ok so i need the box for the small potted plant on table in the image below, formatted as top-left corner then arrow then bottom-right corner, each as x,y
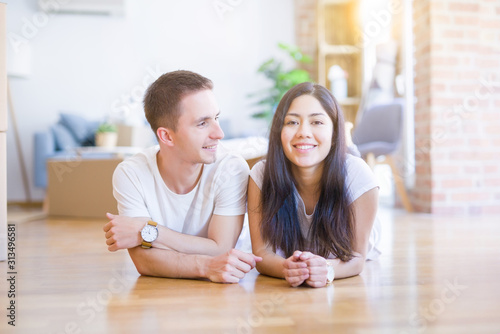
95,123 -> 118,148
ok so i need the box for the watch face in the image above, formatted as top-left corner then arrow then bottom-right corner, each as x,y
326,260 -> 335,283
327,266 -> 334,282
141,224 -> 158,243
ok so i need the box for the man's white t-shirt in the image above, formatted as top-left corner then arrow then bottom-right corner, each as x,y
250,154 -> 381,260
113,146 -> 250,248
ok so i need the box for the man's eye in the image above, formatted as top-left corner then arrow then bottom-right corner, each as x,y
198,121 -> 207,127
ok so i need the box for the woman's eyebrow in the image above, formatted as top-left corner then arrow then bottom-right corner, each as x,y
285,112 -> 327,117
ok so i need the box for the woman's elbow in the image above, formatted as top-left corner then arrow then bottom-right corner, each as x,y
352,255 -> 366,276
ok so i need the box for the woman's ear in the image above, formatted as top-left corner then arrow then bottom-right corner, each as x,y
157,127 -> 174,146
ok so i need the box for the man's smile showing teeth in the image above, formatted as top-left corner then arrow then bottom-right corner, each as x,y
203,145 -> 217,149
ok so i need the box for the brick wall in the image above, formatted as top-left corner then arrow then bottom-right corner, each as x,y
295,0 -> 318,81
413,0 -> 500,214
295,0 -> 500,214
412,0 -> 433,212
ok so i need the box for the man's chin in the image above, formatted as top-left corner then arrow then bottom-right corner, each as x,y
200,152 -> 217,164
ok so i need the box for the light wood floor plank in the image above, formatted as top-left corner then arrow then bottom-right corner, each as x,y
1,207 -> 500,333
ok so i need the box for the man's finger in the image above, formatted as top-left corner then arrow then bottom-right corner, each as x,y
103,222 -> 111,232
231,249 -> 261,268
230,259 -> 252,273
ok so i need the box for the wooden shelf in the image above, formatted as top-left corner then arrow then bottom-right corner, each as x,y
321,0 -> 351,5
319,44 -> 360,55
338,97 -> 361,105
317,0 -> 362,123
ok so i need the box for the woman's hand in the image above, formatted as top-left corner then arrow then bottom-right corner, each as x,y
297,251 -> 329,288
283,251 -> 310,287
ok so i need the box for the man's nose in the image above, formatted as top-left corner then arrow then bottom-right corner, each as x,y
211,121 -> 224,140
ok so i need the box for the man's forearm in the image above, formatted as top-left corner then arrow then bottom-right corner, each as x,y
128,247 -> 209,279
155,228 -> 225,256
152,214 -> 243,256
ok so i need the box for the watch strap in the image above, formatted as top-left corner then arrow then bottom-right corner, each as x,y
141,241 -> 153,249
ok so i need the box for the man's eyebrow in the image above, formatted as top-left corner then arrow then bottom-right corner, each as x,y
195,112 -> 221,123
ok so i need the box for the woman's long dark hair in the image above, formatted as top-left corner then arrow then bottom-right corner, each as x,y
260,82 -> 355,262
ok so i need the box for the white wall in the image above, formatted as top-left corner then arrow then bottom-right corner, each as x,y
5,0 -> 295,201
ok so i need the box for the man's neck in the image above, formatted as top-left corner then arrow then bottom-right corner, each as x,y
156,150 -> 204,195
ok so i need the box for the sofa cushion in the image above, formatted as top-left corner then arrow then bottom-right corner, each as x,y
82,120 -> 100,146
51,123 -> 79,150
60,113 -> 91,143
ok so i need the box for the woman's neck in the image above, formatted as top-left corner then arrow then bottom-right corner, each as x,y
291,164 -> 323,203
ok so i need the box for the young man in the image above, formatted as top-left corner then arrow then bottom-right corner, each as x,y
103,70 -> 261,283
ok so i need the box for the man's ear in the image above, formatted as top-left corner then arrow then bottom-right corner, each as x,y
157,127 -> 174,146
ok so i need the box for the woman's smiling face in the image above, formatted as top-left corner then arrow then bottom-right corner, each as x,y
280,94 -> 334,172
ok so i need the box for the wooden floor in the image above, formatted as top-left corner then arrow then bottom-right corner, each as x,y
1,206 -> 500,334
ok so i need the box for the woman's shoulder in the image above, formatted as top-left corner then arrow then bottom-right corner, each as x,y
345,154 -> 373,175
345,154 -> 378,203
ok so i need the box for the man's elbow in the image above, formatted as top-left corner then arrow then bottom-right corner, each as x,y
134,262 -> 153,276
128,248 -> 154,276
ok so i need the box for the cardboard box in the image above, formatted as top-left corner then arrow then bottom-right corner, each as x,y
116,124 -> 154,148
48,158 -> 123,218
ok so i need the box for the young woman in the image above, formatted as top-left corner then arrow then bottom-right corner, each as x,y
248,82 -> 381,288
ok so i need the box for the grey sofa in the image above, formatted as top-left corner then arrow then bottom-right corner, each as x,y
34,113 -> 100,188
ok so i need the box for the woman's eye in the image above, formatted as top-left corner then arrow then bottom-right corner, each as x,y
285,120 -> 298,125
312,121 -> 324,125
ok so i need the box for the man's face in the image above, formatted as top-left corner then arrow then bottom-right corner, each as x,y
170,89 -> 224,165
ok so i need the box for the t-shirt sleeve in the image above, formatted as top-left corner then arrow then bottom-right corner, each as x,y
249,160 -> 265,190
213,154 -> 250,216
112,162 -> 151,218
345,155 -> 379,204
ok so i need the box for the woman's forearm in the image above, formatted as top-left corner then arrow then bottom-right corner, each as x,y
255,252 -> 286,279
331,254 -> 365,279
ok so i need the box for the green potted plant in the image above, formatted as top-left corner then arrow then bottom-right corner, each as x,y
95,122 -> 118,148
250,43 -> 313,123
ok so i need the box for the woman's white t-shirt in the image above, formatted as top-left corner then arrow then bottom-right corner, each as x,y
250,154 -> 381,260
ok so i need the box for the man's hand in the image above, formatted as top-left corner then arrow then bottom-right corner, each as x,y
283,251 -> 310,287
297,251 -> 328,288
202,249 -> 262,283
103,213 -> 149,251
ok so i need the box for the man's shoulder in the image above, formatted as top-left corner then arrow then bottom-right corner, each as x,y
212,151 -> 250,173
115,146 -> 159,175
